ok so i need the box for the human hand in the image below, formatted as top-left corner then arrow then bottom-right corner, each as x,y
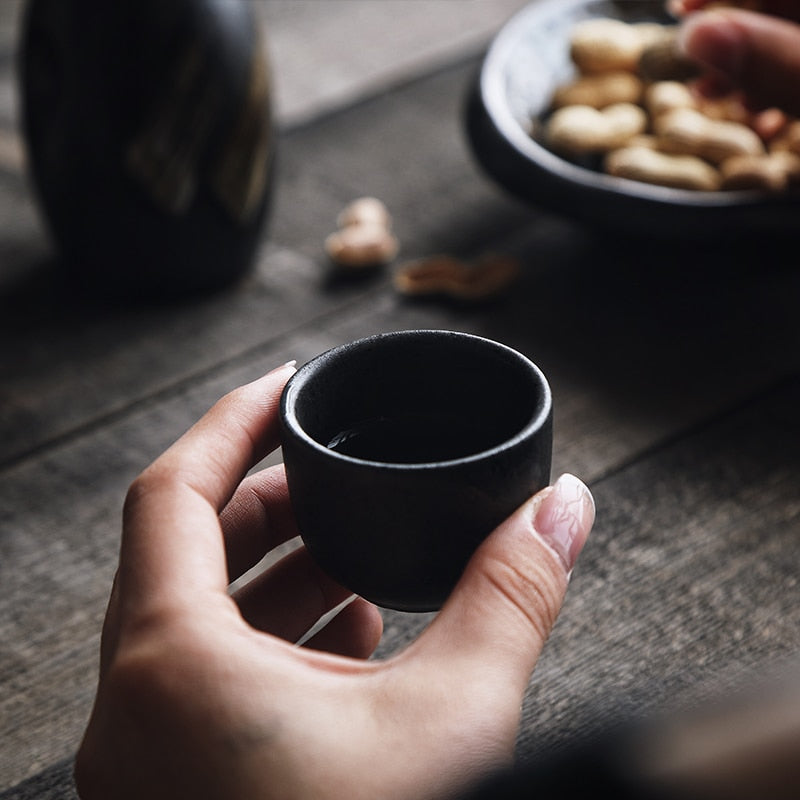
672,1 -> 800,115
74,363 -> 595,800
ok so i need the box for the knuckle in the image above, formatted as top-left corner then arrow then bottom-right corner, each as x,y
123,460 -> 173,510
122,470 -> 154,517
476,549 -> 565,645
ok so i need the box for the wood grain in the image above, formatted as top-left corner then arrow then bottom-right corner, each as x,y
2,1 -> 800,795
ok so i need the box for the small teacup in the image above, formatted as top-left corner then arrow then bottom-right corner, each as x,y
279,329 -> 552,611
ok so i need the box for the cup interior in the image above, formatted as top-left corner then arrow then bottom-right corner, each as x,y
285,330 -> 548,466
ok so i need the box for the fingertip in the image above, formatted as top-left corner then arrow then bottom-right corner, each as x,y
229,360 -> 297,432
254,360 -> 297,387
271,359 -> 298,374
678,10 -> 747,78
669,0 -> 708,16
668,0 -> 688,16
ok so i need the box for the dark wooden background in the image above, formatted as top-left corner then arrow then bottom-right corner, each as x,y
2,1 -> 799,796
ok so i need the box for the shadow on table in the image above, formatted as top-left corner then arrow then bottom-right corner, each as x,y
474,220 -> 800,427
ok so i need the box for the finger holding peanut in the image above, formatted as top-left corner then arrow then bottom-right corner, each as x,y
670,2 -> 800,23
677,3 -> 800,117
638,27 -> 703,82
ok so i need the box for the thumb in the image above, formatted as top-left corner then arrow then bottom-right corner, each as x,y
678,9 -> 800,115
413,473 -> 595,695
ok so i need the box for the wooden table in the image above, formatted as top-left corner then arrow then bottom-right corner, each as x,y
2,2 -> 799,796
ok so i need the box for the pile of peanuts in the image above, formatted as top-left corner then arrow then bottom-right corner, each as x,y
541,16 -> 800,193
324,197 -> 520,301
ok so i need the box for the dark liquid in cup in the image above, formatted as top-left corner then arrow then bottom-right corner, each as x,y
327,413 -> 504,463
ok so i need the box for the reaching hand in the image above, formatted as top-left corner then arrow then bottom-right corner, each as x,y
75,363 -> 594,800
674,0 -> 800,115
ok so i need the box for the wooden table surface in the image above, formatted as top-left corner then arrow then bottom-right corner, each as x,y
2,1 -> 799,796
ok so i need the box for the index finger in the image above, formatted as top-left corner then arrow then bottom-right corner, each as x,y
679,7 -> 800,114
671,1 -> 800,21
117,363 -> 296,616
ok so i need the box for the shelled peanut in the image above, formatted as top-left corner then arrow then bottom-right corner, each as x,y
541,15 -> 800,193
323,198 -> 520,302
392,253 -> 520,303
324,197 -> 399,269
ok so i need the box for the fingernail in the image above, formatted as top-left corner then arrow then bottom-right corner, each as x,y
533,473 -> 595,573
267,360 -> 297,375
678,11 -> 746,78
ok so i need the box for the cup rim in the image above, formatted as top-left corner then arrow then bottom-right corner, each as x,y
280,329 -> 552,470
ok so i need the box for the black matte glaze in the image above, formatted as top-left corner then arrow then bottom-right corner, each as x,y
19,0 -> 275,300
280,330 -> 553,612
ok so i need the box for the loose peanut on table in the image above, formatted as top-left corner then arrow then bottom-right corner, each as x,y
538,13 -> 800,195
336,196 -> 392,230
325,224 -> 399,268
324,196 -> 399,269
392,253 -> 520,302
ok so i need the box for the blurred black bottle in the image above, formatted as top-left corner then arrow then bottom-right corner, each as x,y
19,0 -> 275,301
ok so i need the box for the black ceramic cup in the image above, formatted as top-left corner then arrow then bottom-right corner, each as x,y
279,330 -> 553,612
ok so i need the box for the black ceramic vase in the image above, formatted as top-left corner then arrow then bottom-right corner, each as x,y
19,0 -> 275,300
